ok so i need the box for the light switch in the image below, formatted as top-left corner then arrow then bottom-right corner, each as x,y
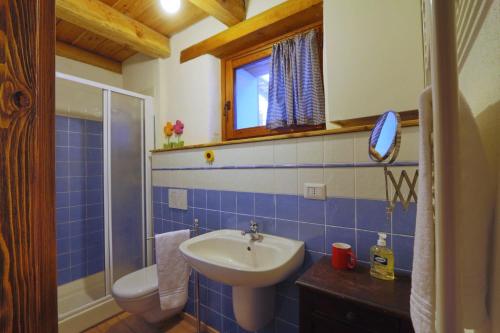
304,183 -> 326,200
169,189 -> 188,210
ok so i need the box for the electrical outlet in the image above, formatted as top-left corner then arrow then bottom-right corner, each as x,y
304,183 -> 326,200
168,189 -> 188,210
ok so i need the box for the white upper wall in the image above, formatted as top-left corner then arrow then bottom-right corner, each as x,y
156,0 -> 287,147
157,17 -> 226,147
122,53 -> 159,97
459,0 -> 500,117
124,0 -> 424,148
56,56 -> 123,88
324,0 -> 424,122
245,0 -> 286,17
121,0 -> 286,148
459,0 -> 500,172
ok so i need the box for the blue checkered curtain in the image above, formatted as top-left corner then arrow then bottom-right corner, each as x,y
266,29 -> 325,129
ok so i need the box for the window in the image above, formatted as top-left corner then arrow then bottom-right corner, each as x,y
222,25 -> 325,141
234,56 -> 271,130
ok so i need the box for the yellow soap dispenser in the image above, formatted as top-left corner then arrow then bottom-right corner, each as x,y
370,232 -> 395,280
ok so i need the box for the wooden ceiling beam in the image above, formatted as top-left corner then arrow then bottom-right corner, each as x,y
188,0 -> 246,26
181,0 -> 323,63
56,41 -> 123,73
56,0 -> 170,58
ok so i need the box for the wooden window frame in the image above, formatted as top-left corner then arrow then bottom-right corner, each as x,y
221,22 -> 325,141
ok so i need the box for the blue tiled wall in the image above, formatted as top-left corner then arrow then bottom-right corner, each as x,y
152,186 -> 416,333
56,115 -> 105,285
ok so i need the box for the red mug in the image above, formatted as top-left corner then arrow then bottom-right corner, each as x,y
331,243 -> 356,270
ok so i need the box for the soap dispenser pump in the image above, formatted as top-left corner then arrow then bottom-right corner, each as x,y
370,233 -> 395,280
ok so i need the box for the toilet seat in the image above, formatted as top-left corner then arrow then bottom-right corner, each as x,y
111,263 -> 185,324
112,264 -> 158,299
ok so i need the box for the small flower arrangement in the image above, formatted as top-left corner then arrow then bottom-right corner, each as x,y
163,122 -> 174,148
204,150 -> 215,164
173,120 -> 184,146
163,120 -> 185,149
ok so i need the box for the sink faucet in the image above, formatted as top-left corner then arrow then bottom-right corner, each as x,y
241,221 -> 261,241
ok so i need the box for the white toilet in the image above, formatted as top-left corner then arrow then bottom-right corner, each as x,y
111,264 -> 186,325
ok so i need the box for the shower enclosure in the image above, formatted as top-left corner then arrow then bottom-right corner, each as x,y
55,72 -> 154,327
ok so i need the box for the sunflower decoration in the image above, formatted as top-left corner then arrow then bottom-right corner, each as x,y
163,122 -> 174,147
204,150 -> 215,164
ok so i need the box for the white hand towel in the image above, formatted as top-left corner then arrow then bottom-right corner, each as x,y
155,230 -> 191,311
410,87 -> 436,333
410,87 -> 496,332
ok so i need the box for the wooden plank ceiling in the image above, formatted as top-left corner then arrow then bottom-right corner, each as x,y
56,0 -> 247,73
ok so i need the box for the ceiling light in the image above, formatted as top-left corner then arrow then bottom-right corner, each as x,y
160,0 -> 181,14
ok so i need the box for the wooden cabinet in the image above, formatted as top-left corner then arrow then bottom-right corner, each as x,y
324,0 -> 424,123
296,257 -> 414,333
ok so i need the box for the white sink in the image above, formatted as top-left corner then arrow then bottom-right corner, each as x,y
179,229 -> 304,331
179,229 -> 304,287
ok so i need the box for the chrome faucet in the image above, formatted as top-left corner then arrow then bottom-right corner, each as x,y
241,221 -> 261,241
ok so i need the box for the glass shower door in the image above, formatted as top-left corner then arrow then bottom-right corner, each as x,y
55,77 -> 106,318
55,72 -> 153,330
109,92 -> 146,282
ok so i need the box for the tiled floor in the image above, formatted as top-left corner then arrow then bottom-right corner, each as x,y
84,312 -> 215,333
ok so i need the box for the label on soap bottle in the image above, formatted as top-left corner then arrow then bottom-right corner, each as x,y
374,255 -> 388,265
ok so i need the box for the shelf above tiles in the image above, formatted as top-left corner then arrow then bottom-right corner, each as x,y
330,110 -> 419,127
180,0 -> 323,63
151,120 -> 419,153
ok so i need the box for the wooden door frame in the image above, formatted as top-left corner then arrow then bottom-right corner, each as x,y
1,0 -> 58,332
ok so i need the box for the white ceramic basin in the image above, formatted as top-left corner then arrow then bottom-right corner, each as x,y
179,229 -> 304,288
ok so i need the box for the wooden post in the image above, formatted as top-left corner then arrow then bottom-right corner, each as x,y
0,0 -> 58,332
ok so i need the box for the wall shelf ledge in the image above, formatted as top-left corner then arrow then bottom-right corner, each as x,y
151,119 -> 419,153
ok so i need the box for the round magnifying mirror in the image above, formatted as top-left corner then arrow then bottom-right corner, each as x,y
368,111 -> 401,163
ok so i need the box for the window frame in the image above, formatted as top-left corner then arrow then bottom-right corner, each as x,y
221,23 -> 324,141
